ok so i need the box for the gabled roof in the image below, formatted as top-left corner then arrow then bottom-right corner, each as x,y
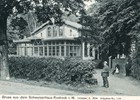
64,20 -> 82,29
31,21 -> 50,35
31,20 -> 82,35
14,20 -> 82,43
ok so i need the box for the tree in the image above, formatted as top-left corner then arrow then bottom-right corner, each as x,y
10,17 -> 29,39
0,0 -> 34,80
100,0 -> 140,58
82,0 -> 140,60
24,11 -> 38,33
77,7 -> 105,60
0,0 -> 84,80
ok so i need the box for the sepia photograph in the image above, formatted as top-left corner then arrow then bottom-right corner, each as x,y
0,0 -> 140,99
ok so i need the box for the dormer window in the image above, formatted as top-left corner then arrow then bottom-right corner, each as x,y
48,27 -> 51,37
53,26 -> 57,37
59,27 -> 63,36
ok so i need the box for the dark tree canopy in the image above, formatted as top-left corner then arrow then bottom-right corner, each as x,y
10,17 -> 29,39
34,0 -> 84,23
0,0 -> 84,23
81,0 -> 140,59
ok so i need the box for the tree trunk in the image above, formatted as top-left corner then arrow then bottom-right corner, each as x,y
0,16 -> 10,80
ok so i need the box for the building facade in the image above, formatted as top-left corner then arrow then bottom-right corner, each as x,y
14,20 -> 99,60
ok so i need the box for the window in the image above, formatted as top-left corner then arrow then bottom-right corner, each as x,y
74,46 -> 77,56
49,46 -> 52,56
34,47 -> 38,55
48,42 -> 51,45
52,41 -> 55,45
61,46 -> 64,56
70,29 -> 72,36
48,27 -> 51,37
66,46 -> 70,56
59,27 -> 63,36
70,46 -> 73,56
76,46 -> 80,56
89,46 -> 93,57
53,26 -> 57,37
39,47 -> 43,56
69,46 -> 78,57
44,47 -> 47,56
56,46 -> 59,56
52,46 -> 55,56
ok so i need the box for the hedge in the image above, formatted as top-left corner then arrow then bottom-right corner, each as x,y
9,57 -> 96,85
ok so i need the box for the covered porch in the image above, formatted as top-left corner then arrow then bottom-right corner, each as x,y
15,38 -> 98,60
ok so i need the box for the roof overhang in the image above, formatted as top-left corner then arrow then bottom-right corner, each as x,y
43,37 -> 77,41
13,39 -> 30,43
13,36 -> 44,43
13,36 -> 80,43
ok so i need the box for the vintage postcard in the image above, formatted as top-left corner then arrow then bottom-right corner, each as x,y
0,0 -> 140,100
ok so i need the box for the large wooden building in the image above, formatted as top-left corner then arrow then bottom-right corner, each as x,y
14,20 -> 99,60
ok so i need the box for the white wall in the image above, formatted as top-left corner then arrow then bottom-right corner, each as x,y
63,25 -> 79,38
32,24 -> 80,39
34,25 -> 61,38
34,27 -> 47,38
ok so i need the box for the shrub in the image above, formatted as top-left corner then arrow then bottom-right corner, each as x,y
9,56 -> 96,85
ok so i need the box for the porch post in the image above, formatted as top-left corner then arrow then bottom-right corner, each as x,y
59,42 -> 61,56
55,46 -> 57,57
43,46 -> 45,56
64,41 -> 66,56
17,47 -> 19,56
92,47 -> 95,59
82,42 -> 85,60
32,44 -> 34,56
38,47 -> 39,56
87,43 -> 90,57
47,44 -> 49,57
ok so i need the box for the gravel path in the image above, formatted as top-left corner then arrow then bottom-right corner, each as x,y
92,70 -> 140,96
0,69 -> 140,95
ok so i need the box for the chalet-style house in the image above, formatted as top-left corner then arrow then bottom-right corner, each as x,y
14,20 -> 99,60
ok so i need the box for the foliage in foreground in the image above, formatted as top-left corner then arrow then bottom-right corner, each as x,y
9,57 -> 96,85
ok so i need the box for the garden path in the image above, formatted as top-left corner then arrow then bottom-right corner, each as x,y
92,69 -> 140,96
0,69 -> 140,95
